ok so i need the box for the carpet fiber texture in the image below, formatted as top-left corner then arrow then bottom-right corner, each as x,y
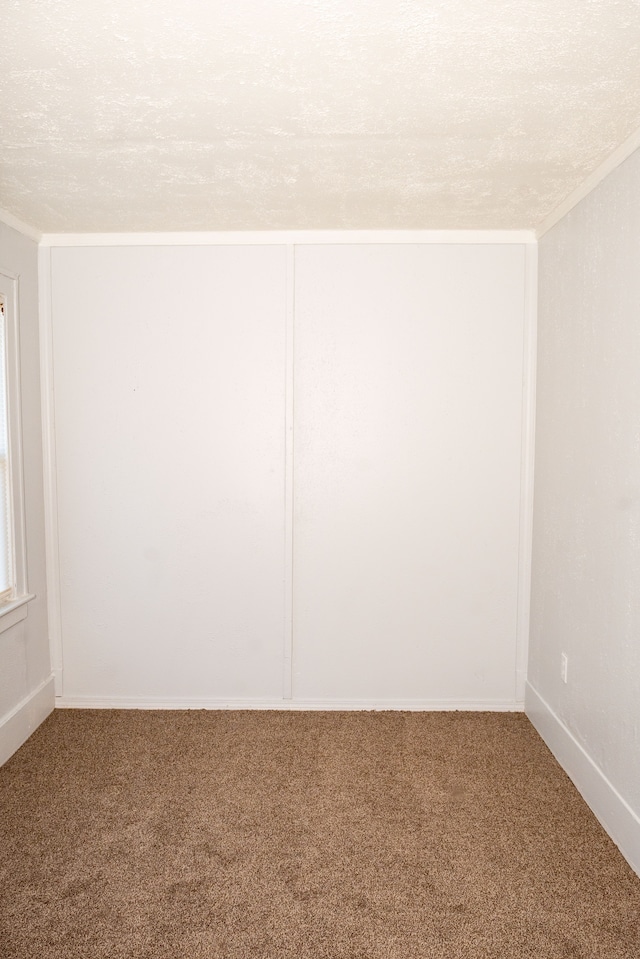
1,710 -> 639,958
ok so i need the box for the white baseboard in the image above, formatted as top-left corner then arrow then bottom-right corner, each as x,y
525,681 -> 640,877
56,695 -> 524,712
0,674 -> 55,766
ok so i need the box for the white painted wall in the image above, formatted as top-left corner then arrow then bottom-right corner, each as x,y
0,221 -> 52,763
48,240 -> 529,706
51,246 -> 288,701
529,147 -> 640,873
293,244 -> 527,703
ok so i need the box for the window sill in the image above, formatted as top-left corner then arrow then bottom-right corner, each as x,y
0,593 -> 36,635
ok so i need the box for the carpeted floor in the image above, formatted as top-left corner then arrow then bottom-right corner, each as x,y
1,710 -> 639,958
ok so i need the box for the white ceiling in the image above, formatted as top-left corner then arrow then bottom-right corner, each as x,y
2,0 -> 640,234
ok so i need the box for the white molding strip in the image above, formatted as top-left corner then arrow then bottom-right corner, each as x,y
526,681 -> 640,878
40,229 -> 536,248
0,674 -> 55,766
38,246 -> 64,696
283,245 -> 295,700
56,696 -> 524,711
1,269 -> 30,601
536,124 -> 640,238
0,207 -> 42,244
515,245 -> 538,702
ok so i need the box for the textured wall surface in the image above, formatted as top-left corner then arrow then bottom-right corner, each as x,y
531,147 -> 640,815
2,0 -> 640,232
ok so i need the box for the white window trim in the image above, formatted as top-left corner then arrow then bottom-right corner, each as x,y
0,269 -> 34,629
0,593 -> 35,634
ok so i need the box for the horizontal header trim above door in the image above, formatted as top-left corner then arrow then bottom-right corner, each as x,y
40,229 -> 536,248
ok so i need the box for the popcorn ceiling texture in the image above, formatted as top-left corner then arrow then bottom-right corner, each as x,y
1,0 -> 640,232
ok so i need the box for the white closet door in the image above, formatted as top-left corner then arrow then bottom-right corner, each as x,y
293,244 -> 526,703
52,245 -> 287,701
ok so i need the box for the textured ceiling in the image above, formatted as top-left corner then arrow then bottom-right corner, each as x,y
2,0 -> 640,233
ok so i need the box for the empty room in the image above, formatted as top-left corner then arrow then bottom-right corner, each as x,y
1,1 -> 640,956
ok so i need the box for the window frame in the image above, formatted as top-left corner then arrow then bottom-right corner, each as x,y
0,269 -> 34,633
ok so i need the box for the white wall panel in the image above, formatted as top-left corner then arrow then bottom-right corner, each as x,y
51,246 -> 287,700
293,245 -> 526,702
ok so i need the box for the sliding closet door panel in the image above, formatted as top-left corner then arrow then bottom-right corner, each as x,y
52,245 -> 287,701
293,244 -> 526,702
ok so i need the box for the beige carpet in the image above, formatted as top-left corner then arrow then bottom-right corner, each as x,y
1,710 -> 639,958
